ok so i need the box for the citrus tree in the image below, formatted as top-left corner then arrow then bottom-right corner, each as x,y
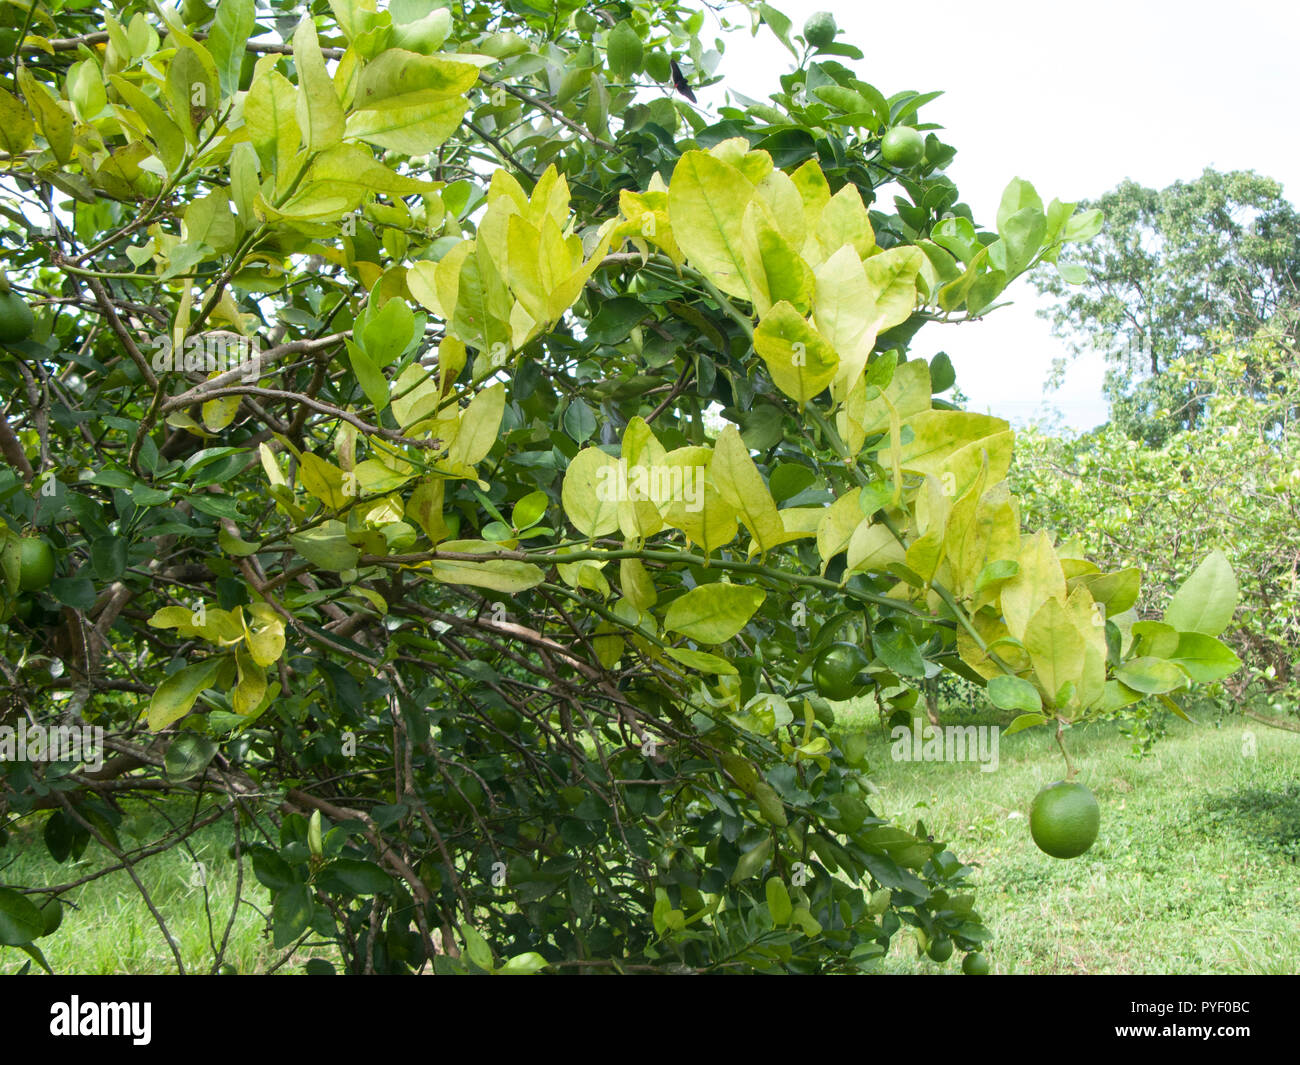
0,0 -> 1239,974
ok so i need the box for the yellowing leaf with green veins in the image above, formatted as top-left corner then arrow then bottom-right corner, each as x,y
232,645 -> 267,715
218,526 -> 261,557
754,168 -> 805,251
817,487 -> 862,566
664,583 -> 766,644
562,447 -> 621,538
838,359 -> 931,449
846,520 -> 905,575
245,63 -> 303,189
0,87 -> 34,157
1069,567 -> 1141,616
617,187 -> 682,264
710,425 -> 785,551
864,245 -> 923,323
16,66 -> 74,164
660,448 -> 738,553
1164,549 -> 1238,637
447,382 -> 504,469
940,430 -> 1014,500
1022,597 -> 1085,709
667,151 -> 757,302
1000,530 -> 1066,641
1064,584 -> 1108,708
742,199 -> 814,315
346,50 -> 482,153
817,183 -> 875,262
108,75 -> 184,173
619,558 -> 658,611
148,659 -> 224,730
298,452 -> 350,510
945,481 -> 1020,601
292,18 -> 344,152
353,459 -> 414,494
790,160 -> 833,257
405,475 -> 448,543
244,603 -> 286,667
149,604 -> 245,645
882,410 -> 1009,479
753,301 -> 838,404
426,544 -> 543,593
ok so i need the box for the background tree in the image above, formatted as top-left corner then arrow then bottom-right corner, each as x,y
0,0 -> 1235,975
1014,334 -> 1300,741
1033,170 -> 1300,443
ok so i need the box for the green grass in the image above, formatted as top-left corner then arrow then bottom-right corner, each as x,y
835,703 -> 1300,974
3,708 -> 1297,974
0,807 -> 290,975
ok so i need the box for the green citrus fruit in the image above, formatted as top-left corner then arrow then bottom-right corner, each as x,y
1029,780 -> 1100,859
962,951 -> 990,975
38,896 -> 63,937
812,641 -> 870,701
881,126 -> 926,169
0,290 -> 34,345
645,51 -> 672,83
803,12 -> 837,49
18,537 -> 55,592
926,935 -> 953,962
181,0 -> 211,26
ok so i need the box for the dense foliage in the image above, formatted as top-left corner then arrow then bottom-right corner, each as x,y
0,0 -> 1237,974
1015,335 -> 1299,737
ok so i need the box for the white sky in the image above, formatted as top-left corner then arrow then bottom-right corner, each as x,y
703,0 -> 1300,431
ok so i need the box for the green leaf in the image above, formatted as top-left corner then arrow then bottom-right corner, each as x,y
765,877 -> 793,926
664,583 -> 766,644
1113,656 -> 1192,695
0,888 -> 45,946
462,925 -> 494,970
148,659 -> 224,730
606,21 -> 643,78
1164,549 -> 1238,636
1003,712 -> 1049,736
1169,632 -> 1242,683
272,884 -> 313,948
511,491 -> 549,531
665,647 -> 739,675
563,397 -> 597,443
325,858 -> 392,896
987,674 -> 1042,712
872,625 -> 926,678
165,733 -> 218,781
208,0 -> 255,96
291,521 -> 361,571
499,951 -> 548,974
90,536 -> 128,581
731,836 -> 772,882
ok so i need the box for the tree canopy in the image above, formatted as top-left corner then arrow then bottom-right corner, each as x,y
0,0 -> 1238,974
1032,169 -> 1300,442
